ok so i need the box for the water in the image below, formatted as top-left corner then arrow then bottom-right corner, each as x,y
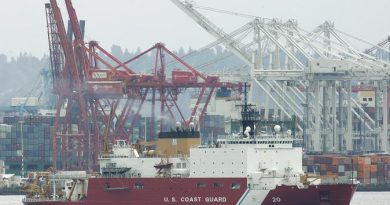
0,192 -> 389,205
0,195 -> 24,205
350,192 -> 390,205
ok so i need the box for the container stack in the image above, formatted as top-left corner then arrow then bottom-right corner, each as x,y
303,155 -> 390,185
0,124 -> 12,138
0,160 -> 5,174
0,116 -> 55,175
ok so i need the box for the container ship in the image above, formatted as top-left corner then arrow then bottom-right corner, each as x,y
22,97 -> 358,205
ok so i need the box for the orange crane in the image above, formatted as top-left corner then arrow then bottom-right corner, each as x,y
45,0 -> 242,171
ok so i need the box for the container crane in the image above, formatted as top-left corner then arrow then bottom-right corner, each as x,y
171,0 -> 390,153
45,0 -> 242,171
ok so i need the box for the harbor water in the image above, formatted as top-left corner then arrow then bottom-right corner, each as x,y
0,192 -> 389,205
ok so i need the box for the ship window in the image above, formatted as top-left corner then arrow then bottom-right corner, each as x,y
213,183 -> 223,188
319,191 -> 330,201
239,141 -> 243,144
176,163 -> 182,169
231,183 -> 241,190
182,163 -> 186,168
196,183 -> 207,188
134,183 -> 144,189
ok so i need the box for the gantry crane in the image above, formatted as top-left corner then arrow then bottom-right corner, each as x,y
45,0 -> 241,171
171,0 -> 390,153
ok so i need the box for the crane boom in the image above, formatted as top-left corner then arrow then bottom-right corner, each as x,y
171,0 -> 253,66
364,36 -> 390,54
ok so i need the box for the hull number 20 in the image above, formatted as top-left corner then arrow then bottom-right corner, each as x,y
272,197 -> 281,203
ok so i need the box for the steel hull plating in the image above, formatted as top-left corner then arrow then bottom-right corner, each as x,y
23,178 -> 357,205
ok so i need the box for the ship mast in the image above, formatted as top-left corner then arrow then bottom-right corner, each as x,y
236,82 -> 259,136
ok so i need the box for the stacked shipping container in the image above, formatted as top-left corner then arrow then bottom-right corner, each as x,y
0,159 -> 5,174
0,116 -> 55,175
303,155 -> 390,184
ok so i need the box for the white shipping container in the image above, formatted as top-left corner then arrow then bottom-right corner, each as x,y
11,97 -> 39,107
0,133 -> 6,138
345,171 -> 358,178
338,165 -> 345,172
0,124 -> 12,132
302,166 -> 308,172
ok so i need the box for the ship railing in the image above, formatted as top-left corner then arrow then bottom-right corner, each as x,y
25,173 -> 90,181
100,154 -> 188,159
100,155 -> 132,159
217,134 -> 294,141
54,174 -> 89,179
23,197 -> 66,202
158,154 -> 189,159
113,144 -> 133,148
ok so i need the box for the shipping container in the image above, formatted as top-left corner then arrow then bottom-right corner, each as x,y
172,70 -> 197,84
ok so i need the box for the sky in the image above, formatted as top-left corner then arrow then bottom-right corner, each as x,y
0,0 -> 390,58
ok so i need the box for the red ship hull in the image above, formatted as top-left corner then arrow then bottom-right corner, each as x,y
23,178 -> 357,205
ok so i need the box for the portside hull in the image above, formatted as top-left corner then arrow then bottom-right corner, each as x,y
23,178 -> 357,205
262,184 -> 357,205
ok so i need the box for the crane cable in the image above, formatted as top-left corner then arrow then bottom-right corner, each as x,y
191,3 -> 272,21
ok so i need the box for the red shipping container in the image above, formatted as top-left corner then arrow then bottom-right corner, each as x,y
172,70 -> 197,84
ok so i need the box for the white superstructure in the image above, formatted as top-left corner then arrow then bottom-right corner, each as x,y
100,129 -> 306,190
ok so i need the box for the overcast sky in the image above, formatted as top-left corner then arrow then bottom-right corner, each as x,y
0,0 -> 389,58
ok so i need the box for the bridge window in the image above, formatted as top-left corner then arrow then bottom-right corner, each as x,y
231,183 -> 241,190
196,183 -> 207,188
134,183 -> 144,189
213,183 -> 223,188
319,191 -> 330,201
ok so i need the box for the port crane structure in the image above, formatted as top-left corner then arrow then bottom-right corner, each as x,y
44,0 -> 241,170
172,0 -> 390,153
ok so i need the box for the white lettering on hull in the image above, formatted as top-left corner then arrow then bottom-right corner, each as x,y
163,196 -> 227,203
